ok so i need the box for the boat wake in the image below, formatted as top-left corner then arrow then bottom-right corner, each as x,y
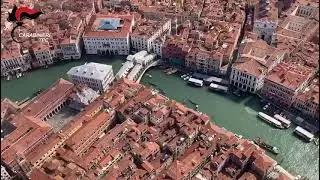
245,107 -> 258,115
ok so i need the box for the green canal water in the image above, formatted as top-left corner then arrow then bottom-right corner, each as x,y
1,55 -> 319,180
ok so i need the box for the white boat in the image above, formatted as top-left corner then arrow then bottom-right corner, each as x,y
257,112 -> 284,129
6,76 -> 11,81
183,76 -> 190,80
274,114 -> 291,128
209,83 -> 228,93
294,126 -> 314,142
181,74 -> 187,78
188,78 -> 203,87
146,73 -> 152,78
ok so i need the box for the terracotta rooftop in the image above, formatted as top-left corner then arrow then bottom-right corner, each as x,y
132,18 -> 169,37
66,110 -> 113,152
232,57 -> 267,77
266,60 -> 314,91
21,78 -> 74,119
83,14 -> 134,38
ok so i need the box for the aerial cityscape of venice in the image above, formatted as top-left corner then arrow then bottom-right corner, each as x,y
1,0 -> 319,179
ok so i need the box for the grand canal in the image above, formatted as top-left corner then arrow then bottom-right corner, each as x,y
1,55 -> 319,180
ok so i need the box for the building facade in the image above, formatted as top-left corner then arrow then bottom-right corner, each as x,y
1,49 -> 31,77
83,14 -> 134,55
230,39 -> 286,93
131,19 -> 171,55
185,48 -> 223,75
259,61 -> 314,106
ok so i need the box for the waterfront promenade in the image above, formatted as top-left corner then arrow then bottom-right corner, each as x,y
1,56 -> 319,180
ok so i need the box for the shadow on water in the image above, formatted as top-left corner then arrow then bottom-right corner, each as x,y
205,88 -> 242,104
292,133 -> 313,143
243,94 -> 263,112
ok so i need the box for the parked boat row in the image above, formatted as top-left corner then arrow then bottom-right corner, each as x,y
5,72 -> 23,80
257,112 -> 284,129
16,73 -> 23,78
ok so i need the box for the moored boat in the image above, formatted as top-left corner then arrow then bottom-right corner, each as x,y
274,114 -> 291,128
254,137 -> 280,155
188,78 -> 203,87
257,112 -> 284,129
294,126 -> 314,142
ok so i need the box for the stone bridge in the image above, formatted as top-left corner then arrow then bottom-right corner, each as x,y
136,60 -> 160,83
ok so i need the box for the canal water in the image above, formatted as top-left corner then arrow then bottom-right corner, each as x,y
1,56 -> 319,180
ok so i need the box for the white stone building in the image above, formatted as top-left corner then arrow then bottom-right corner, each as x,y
83,14 -> 134,55
253,0 -> 278,45
1,165 -> 11,180
150,36 -> 167,57
67,62 -> 114,92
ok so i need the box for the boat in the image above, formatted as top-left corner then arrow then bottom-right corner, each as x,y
146,73 -> 152,78
257,112 -> 284,129
163,68 -> 172,74
181,74 -> 187,78
183,76 -> 190,80
188,77 -> 203,87
166,68 -> 178,75
148,82 -> 158,87
187,99 -> 198,106
16,73 -> 21,78
235,134 -> 243,139
254,137 -> 280,155
294,126 -> 314,142
314,138 -> 319,145
209,83 -> 228,93
6,75 -> 11,81
33,88 -> 44,96
195,104 -> 199,111
274,114 -> 291,128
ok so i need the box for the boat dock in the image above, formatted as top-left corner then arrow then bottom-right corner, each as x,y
274,114 -> 291,128
192,73 -> 229,86
209,83 -> 228,93
294,126 -> 314,142
257,112 -> 284,129
188,78 -> 203,87
205,76 -> 229,85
